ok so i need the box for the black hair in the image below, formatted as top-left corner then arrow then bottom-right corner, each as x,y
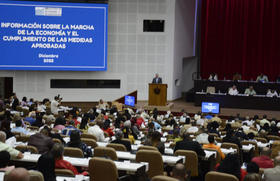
80,117 -> 89,130
103,119 -> 110,130
217,154 -> 241,179
0,151 -> 10,168
69,130 -> 81,147
246,162 -> 259,174
208,135 -> 215,143
15,119 -> 22,127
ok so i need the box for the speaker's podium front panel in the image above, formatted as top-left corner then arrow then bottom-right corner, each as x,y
148,83 -> 167,106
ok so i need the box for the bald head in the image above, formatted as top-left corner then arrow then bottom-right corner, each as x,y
274,156 -> 280,166
261,147 -> 271,157
5,168 -> 30,181
172,163 -> 187,181
0,131 -> 6,143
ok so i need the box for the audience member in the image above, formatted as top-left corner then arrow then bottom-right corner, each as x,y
0,131 -> 23,159
0,151 -> 14,172
102,119 -> 114,137
4,167 -> 30,181
61,120 -> 80,136
0,120 -> 14,139
88,118 -> 105,142
246,162 -> 259,174
144,131 -> 165,154
111,130 -> 132,151
251,147 -> 274,169
228,85 -> 239,95
52,143 -> 87,175
203,135 -> 225,159
171,163 -> 188,181
263,156 -> 280,181
11,119 -> 28,135
54,117 -> 66,130
67,130 -> 92,157
174,131 -> 205,157
37,149 -> 56,181
222,130 -> 241,148
243,173 -> 261,181
96,99 -> 108,110
28,128 -> 54,154
217,153 -> 247,181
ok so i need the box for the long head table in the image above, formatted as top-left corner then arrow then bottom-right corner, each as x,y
195,92 -> 280,110
194,79 -> 280,95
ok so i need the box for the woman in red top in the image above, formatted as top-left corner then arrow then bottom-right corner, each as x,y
102,119 -> 114,137
52,143 -> 88,176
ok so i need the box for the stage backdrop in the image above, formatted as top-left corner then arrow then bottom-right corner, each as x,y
200,0 -> 280,81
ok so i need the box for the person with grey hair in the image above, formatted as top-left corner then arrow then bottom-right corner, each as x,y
263,156 -> 280,181
171,163 -> 188,181
152,73 -> 162,84
4,167 -> 30,181
0,131 -> 23,159
111,130 -> 131,151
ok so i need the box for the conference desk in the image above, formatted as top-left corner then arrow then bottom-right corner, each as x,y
194,79 -> 280,95
96,142 -> 184,165
13,153 -> 148,174
195,92 -> 280,110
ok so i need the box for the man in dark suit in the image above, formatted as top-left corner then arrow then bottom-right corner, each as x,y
28,128 -> 54,154
174,132 -> 205,157
111,130 -> 131,152
152,73 -> 162,84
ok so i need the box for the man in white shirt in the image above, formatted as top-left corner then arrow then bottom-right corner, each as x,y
51,96 -> 60,115
0,131 -> 23,159
228,85 -> 239,95
87,119 -> 105,142
267,89 -> 278,97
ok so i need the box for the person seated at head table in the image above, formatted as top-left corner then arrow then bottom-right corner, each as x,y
228,85 -> 239,95
244,86 -> 257,96
208,73 -> 218,81
233,72 -> 242,81
256,73 -> 269,83
266,89 -> 278,97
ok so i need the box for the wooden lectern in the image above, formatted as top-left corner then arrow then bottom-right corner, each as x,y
148,84 -> 167,106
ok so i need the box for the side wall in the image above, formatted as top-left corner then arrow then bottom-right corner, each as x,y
172,0 -> 196,99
